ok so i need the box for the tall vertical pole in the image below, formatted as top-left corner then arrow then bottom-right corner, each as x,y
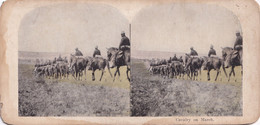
129,24 -> 131,41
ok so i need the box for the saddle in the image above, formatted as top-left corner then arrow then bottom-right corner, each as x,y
232,45 -> 243,60
209,55 -> 219,58
94,55 -> 103,58
116,50 -> 124,63
75,56 -> 84,59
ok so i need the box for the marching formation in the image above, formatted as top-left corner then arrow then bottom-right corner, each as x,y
33,31 -> 243,82
34,31 -> 131,82
148,32 -> 243,82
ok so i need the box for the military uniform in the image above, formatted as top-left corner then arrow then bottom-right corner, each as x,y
111,32 -> 130,68
93,48 -> 101,57
172,56 -> 178,61
190,49 -> 198,56
234,35 -> 243,50
232,34 -> 243,61
179,58 -> 183,63
208,48 -> 216,57
57,56 -> 63,61
64,58 -> 68,63
119,36 -> 130,51
75,50 -> 83,56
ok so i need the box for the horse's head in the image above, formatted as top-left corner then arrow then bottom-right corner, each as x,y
221,47 -> 233,60
221,47 -> 234,68
185,55 -> 194,69
184,53 -> 190,66
69,54 -> 76,68
201,57 -> 209,70
106,47 -> 118,61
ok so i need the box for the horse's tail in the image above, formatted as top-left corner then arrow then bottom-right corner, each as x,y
106,59 -> 113,77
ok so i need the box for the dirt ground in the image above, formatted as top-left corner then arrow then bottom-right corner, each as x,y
19,59 -> 242,116
130,59 -> 242,116
18,64 -> 130,116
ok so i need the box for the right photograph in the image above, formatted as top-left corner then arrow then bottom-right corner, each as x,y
130,3 -> 242,116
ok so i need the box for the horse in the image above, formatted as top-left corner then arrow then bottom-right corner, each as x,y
56,61 -> 70,79
69,54 -> 88,80
184,54 -> 203,80
107,47 -> 130,81
201,56 -> 227,81
222,47 -> 243,81
169,61 -> 185,79
85,56 -> 112,81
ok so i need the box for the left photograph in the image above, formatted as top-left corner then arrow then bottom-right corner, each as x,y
18,3 -> 130,116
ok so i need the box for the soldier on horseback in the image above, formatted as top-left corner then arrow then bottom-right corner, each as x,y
190,47 -> 198,56
119,31 -> 130,51
172,54 -> 178,61
111,31 -> 130,68
75,48 -> 83,56
53,57 -> 57,64
57,54 -> 63,61
179,56 -> 183,63
64,57 -> 68,63
232,31 -> 243,60
93,46 -> 101,57
208,45 -> 216,57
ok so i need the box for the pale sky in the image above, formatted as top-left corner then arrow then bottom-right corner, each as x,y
19,3 -> 242,56
19,3 -> 129,55
131,3 -> 242,56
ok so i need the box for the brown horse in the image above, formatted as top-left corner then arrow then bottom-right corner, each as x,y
184,54 -> 203,80
107,47 -> 130,81
222,47 -> 243,81
85,56 -> 112,81
69,54 -> 88,80
201,56 -> 227,81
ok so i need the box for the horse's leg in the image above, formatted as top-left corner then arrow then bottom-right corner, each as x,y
113,67 -> 118,82
99,69 -> 104,81
232,66 -> 235,76
76,70 -> 79,80
78,71 -> 81,80
66,71 -> 68,79
61,71 -> 64,79
192,68 -> 195,80
228,66 -> 234,82
92,69 -> 95,81
195,71 -> 198,80
72,70 -> 76,80
186,70 -> 190,79
117,66 -> 121,76
79,71 -> 82,81
232,66 -> 236,82
126,65 -> 130,81
215,69 -> 220,81
195,71 -> 197,80
241,65 -> 243,76
207,69 -> 210,81
191,70 -> 194,80
81,71 -> 84,81
80,71 -> 83,81
84,68 -> 87,81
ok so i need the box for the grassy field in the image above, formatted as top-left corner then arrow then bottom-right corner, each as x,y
131,60 -> 242,116
18,63 -> 130,116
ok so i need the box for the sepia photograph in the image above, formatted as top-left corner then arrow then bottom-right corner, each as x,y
18,3 -> 131,116
0,0 -> 259,124
131,3 -> 243,116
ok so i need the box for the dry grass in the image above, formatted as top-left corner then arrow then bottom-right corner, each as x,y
18,64 -> 130,116
130,60 -> 242,116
